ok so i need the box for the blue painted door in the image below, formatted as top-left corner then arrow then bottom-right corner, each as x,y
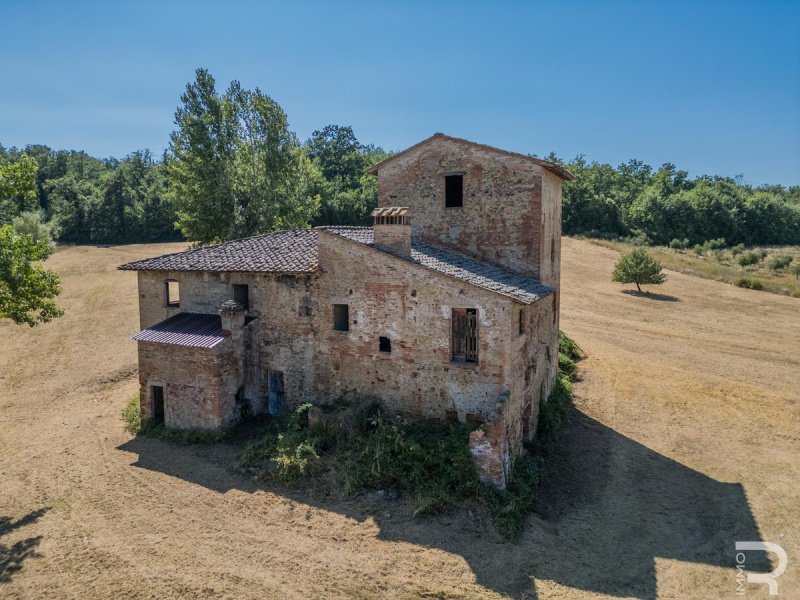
267,371 -> 285,416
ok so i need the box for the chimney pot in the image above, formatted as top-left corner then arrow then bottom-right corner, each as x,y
371,206 -> 412,257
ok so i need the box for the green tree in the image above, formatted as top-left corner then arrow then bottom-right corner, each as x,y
0,154 -> 39,223
0,225 -> 63,326
168,68 -> 320,244
612,247 -> 666,292
11,210 -> 55,245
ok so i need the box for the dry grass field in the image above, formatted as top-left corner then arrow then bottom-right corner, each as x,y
1,237 -> 798,599
586,238 -> 800,298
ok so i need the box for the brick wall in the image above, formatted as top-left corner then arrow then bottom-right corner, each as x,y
375,136 -> 562,282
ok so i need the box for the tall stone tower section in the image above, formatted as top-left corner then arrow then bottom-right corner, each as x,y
367,132 -> 570,301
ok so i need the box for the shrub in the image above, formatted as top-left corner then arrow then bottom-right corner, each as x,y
767,255 -> 793,271
790,264 -> 800,279
738,252 -> 759,267
668,238 -> 689,250
734,277 -> 764,290
704,237 -> 727,250
692,244 -> 705,255
11,210 -> 56,246
612,247 -> 667,292
273,434 -> 320,484
122,394 -> 141,435
731,243 -> 745,256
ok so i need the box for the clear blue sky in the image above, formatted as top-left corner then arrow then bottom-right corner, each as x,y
1,0 -> 799,185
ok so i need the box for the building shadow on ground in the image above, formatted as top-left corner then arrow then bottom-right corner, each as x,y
118,408 -> 768,599
0,507 -> 48,584
621,289 -> 680,302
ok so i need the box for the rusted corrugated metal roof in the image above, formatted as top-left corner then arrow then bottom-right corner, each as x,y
131,313 -> 229,348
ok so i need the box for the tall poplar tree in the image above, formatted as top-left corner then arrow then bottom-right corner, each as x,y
168,69 -> 320,244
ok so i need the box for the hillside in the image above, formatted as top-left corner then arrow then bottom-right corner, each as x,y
0,237 -> 797,599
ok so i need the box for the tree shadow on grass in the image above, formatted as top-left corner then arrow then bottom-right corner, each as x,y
117,408 -> 771,599
621,289 -> 680,302
0,507 -> 48,584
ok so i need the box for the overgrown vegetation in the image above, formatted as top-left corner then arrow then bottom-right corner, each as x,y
236,331 -> 584,539
122,394 -> 141,435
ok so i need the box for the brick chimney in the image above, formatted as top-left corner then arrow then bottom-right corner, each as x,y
372,206 -> 411,257
219,300 -> 246,337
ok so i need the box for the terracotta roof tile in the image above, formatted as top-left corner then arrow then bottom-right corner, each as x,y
118,230 -> 318,273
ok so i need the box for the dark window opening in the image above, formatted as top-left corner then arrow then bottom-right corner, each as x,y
165,280 -> 180,307
298,297 -> 313,317
151,385 -> 165,423
235,387 -> 245,405
233,284 -> 249,309
379,336 -> 391,353
333,304 -> 349,331
451,308 -> 478,363
519,309 -> 525,335
445,174 -> 463,208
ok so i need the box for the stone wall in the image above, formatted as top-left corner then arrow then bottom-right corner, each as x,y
138,342 -> 227,430
374,135 -> 561,282
313,229 -> 514,420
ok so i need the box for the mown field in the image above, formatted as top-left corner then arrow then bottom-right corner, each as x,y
586,237 -> 800,297
0,238 -> 798,599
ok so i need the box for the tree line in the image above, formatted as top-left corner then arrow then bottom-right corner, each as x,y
0,70 -> 388,246
551,154 -> 800,247
2,68 -> 799,249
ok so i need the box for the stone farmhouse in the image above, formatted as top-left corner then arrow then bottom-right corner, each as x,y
119,133 -> 573,487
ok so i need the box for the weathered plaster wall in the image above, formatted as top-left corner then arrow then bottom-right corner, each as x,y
376,136 -> 547,280
313,230 -> 513,420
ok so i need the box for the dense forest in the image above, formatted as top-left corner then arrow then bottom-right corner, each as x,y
2,69 -> 799,248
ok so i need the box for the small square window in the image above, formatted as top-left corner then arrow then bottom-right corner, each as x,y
165,280 -> 180,307
445,174 -> 463,208
379,336 -> 391,353
333,304 -> 349,331
233,284 -> 249,309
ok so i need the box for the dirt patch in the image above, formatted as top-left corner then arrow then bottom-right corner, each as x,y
0,238 -> 797,598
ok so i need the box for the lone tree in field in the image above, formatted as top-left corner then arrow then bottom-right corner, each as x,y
612,247 -> 666,293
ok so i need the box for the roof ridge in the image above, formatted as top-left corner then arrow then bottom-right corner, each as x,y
365,133 -> 573,181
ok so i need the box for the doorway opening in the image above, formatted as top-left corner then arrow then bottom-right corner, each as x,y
151,385 -> 165,423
